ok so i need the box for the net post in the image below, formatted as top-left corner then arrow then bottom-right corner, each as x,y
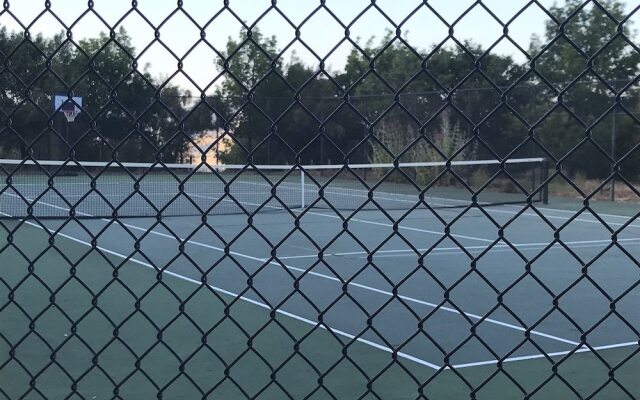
300,167 -> 305,208
541,158 -> 549,204
531,160 -> 536,192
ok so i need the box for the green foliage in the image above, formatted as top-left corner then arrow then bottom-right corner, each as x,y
532,0 -> 640,177
338,32 -> 528,162
217,29 -> 340,164
0,27 -> 213,162
0,0 -> 639,181
368,111 -> 476,185
213,6 -> 640,181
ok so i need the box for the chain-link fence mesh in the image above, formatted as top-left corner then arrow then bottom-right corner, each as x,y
1,1 -> 639,399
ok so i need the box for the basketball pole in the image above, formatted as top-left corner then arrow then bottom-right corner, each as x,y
610,111 -> 616,202
65,117 -> 70,158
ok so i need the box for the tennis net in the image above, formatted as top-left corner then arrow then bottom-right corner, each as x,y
0,158 -> 548,219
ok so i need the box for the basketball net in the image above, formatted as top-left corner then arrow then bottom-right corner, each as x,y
63,109 -> 80,122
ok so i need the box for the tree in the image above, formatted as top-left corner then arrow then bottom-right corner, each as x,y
531,0 -> 640,178
216,28 -> 283,164
0,26 -> 213,163
339,32 -> 523,163
0,27 -> 58,159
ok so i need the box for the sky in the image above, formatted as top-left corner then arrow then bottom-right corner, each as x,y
1,0 -> 638,93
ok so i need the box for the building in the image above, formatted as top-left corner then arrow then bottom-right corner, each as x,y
186,129 -> 230,165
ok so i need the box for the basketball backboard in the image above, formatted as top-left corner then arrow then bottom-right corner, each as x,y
53,94 -> 83,122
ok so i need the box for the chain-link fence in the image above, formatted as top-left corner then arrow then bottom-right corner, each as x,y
1,1 -> 639,399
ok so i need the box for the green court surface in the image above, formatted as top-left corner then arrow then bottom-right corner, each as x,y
1,197 -> 639,399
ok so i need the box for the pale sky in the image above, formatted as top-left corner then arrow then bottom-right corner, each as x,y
2,1 -> 638,93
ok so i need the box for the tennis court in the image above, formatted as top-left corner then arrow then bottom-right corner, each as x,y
4,0 -> 640,397
1,160 -> 639,399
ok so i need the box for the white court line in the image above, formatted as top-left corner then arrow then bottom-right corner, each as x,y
13,194 -> 639,369
8,169 -> 640,228
483,205 -> 640,230
450,341 -> 639,369
271,179 -> 640,229
187,192 -> 495,244
285,242 -> 318,253
302,209 -> 495,243
266,180 -> 640,232
5,217 -> 637,373
12,178 -> 462,208
273,176 -> 639,222
109,218 -> 579,346
3,193 -> 578,346
266,180 -> 467,208
5,184 -> 638,368
507,204 -> 637,219
276,237 -> 640,260
274,179 -> 640,231
9,177 -> 640,230
0,211 -> 441,370
363,238 -> 640,259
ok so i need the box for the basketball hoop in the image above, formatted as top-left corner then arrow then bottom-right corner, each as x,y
54,94 -> 83,123
63,109 -> 80,122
